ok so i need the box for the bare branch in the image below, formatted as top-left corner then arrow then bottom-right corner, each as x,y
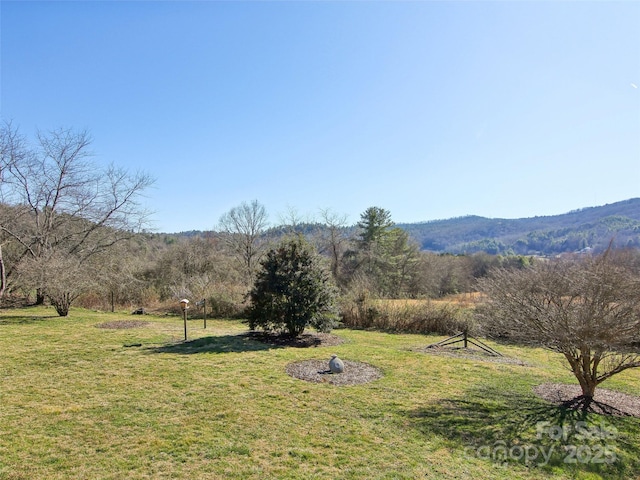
477,250 -> 640,399
0,124 -> 155,313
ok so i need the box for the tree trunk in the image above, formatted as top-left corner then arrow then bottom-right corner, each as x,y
564,352 -> 598,407
35,288 -> 46,305
51,292 -> 71,316
578,377 -> 597,399
576,377 -> 597,411
0,245 -> 6,298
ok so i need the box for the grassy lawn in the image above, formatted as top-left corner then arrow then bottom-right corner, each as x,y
0,307 -> 638,479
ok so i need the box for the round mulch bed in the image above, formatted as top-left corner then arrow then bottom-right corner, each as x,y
286,359 -> 383,386
95,320 -> 149,329
416,345 -> 529,366
533,383 -> 640,418
246,331 -> 345,348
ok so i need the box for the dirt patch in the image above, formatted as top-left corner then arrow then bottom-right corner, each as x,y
246,331 -> 345,348
415,345 -> 529,366
533,383 -> 640,418
95,320 -> 149,329
286,359 -> 383,386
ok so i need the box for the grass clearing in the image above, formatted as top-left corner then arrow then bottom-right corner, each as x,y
0,306 -> 639,479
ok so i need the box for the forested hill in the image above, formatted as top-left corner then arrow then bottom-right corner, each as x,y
398,198 -> 640,255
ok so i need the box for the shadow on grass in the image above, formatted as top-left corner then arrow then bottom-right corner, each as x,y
0,314 -> 59,325
404,384 -> 640,478
146,333 -> 283,355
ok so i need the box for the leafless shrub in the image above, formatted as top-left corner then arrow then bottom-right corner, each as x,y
476,248 -> 640,404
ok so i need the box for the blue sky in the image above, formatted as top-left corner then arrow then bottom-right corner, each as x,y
2,1 -> 639,233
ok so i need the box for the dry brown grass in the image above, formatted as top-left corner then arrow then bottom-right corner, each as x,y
374,292 -> 482,310
340,295 -> 476,336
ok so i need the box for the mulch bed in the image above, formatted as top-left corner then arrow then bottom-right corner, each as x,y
286,359 -> 383,386
533,383 -> 640,418
95,320 -> 149,329
246,331 -> 345,348
415,345 -> 529,366
249,332 -> 382,385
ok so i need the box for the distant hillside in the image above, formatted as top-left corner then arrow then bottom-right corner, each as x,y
398,198 -> 640,255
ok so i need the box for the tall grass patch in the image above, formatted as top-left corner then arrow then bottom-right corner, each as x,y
340,297 -> 473,335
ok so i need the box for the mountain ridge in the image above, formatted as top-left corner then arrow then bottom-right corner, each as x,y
398,198 -> 640,255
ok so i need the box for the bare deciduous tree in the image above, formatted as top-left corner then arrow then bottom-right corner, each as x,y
476,249 -> 640,407
277,205 -> 312,234
318,208 -> 349,282
218,199 -> 268,285
18,250 -> 95,316
0,123 -> 154,313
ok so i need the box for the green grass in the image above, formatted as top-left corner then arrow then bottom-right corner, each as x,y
0,306 -> 639,479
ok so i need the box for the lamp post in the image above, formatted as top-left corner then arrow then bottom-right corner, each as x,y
180,298 -> 189,341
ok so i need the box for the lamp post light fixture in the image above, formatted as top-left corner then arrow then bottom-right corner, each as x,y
180,298 -> 189,341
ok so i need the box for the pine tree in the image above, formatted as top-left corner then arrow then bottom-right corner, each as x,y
247,236 -> 338,337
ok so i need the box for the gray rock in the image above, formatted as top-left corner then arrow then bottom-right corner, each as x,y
328,354 -> 344,374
